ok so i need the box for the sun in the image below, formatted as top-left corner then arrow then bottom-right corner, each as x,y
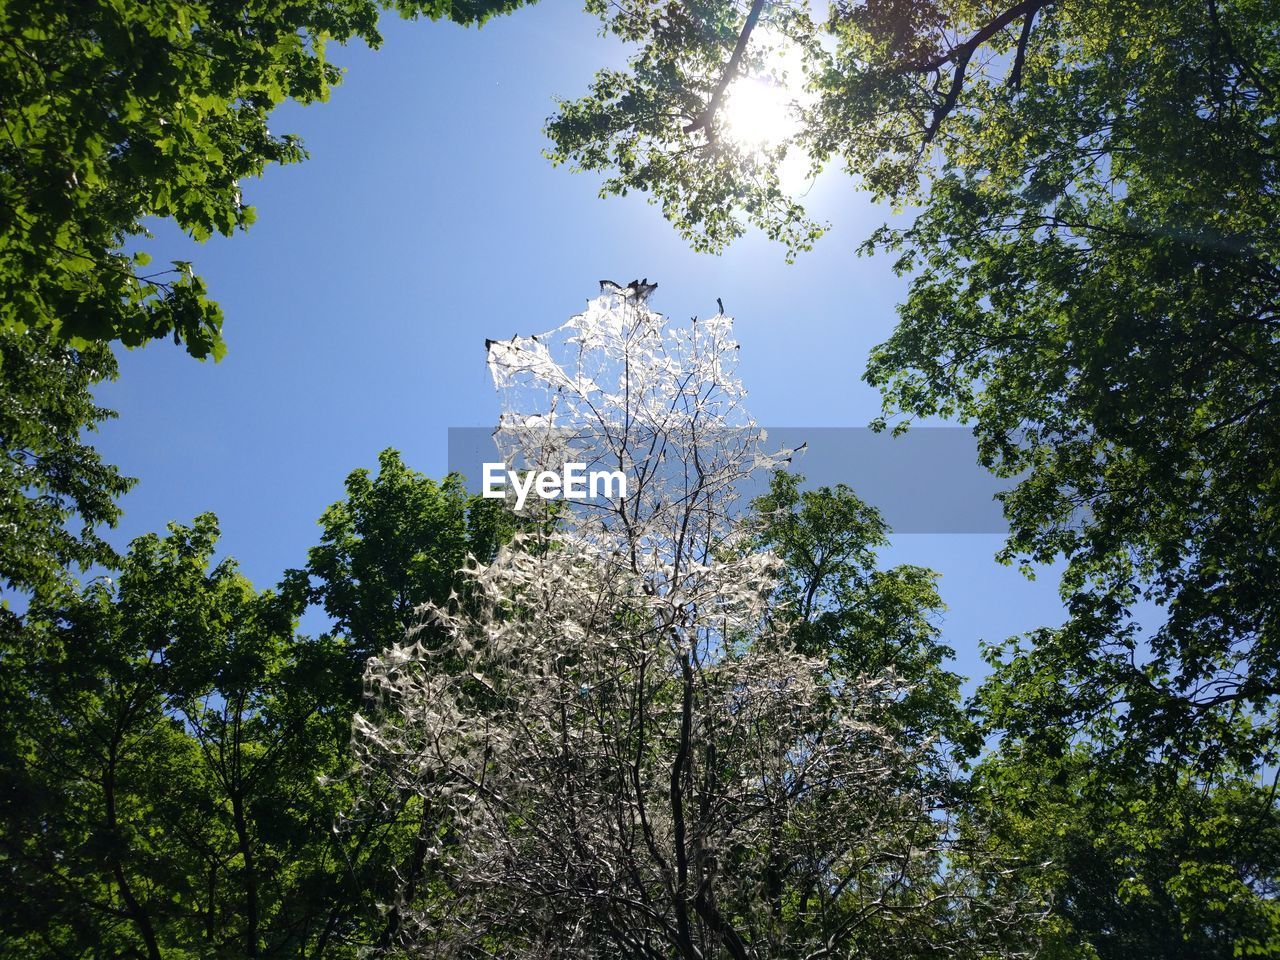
719,30 -> 809,151
716,29 -> 816,193
722,74 -> 798,148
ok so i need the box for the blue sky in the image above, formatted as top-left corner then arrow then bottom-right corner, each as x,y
94,5 -> 1066,681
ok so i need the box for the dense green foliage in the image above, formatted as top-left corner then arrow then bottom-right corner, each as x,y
974,624 -> 1280,957
0,453 -> 510,958
0,0 -> 533,358
752,471 -> 968,748
3,0 -> 1279,953
547,4 -> 1280,951
284,449 -> 517,661
856,0 -> 1280,775
969,740 -> 1280,957
2,517 -> 354,958
0,327 -> 134,597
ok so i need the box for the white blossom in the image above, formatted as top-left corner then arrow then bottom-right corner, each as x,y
352,286 -> 1041,958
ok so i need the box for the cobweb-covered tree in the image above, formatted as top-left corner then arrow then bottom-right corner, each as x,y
353,285 -> 1039,958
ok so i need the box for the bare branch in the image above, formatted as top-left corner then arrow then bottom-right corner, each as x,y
350,284 -> 1046,958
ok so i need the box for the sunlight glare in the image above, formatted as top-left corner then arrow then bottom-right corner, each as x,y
723,74 -> 799,148
719,30 -> 815,191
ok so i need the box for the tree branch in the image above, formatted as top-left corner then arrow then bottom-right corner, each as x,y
1007,9 -> 1037,90
900,0 -> 1048,76
684,0 -> 768,135
668,648 -> 700,959
922,45 -> 974,143
1207,0 -> 1275,98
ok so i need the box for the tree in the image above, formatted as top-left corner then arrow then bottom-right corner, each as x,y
285,449 -> 517,663
0,0 -> 534,358
750,469 -> 969,751
0,516 -> 378,959
281,449 -> 522,949
355,285 -> 1040,958
548,0 -> 1280,772
970,636 -> 1280,957
547,0 -> 824,258
0,326 -> 133,598
0,449 -> 517,958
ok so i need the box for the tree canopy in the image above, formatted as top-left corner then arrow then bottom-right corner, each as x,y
0,327 -> 133,598
0,0 -> 533,358
284,449 -> 516,662
3,0 -> 1279,953
0,452 -> 515,958
548,0 -> 1280,772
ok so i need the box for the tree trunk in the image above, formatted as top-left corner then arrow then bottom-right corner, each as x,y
104,745 -> 163,960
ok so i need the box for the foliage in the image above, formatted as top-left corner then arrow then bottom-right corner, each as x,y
284,449 -> 515,663
355,286 -> 1041,958
968,738 -> 1280,957
750,469 -> 969,750
960,620 -> 1280,956
546,0 -> 824,258
0,0 -> 534,358
4,0 -> 1276,940
549,0 -> 1280,777
282,449 -> 524,950
0,449 -> 514,958
0,326 -> 134,598
859,0 -> 1280,773
0,516 -> 356,958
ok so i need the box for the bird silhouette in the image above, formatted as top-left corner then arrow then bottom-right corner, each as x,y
716,297 -> 724,314
631,278 -> 658,300
599,278 -> 658,301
